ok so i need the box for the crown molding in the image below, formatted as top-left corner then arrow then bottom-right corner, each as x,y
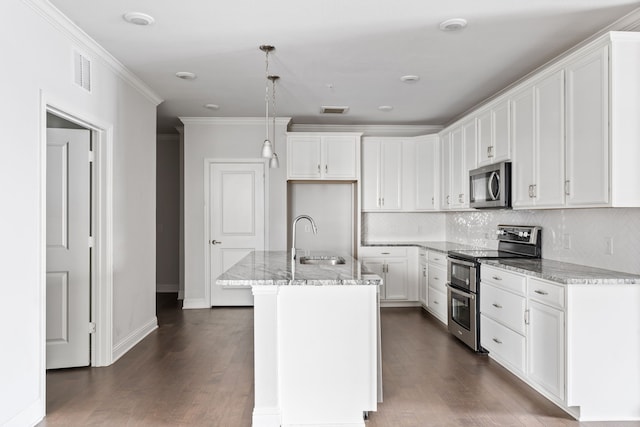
179,117 -> 292,127
289,123 -> 442,137
22,0 -> 163,106
447,7 -> 640,127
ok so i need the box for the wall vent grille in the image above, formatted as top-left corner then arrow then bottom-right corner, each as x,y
321,106 -> 349,114
74,51 -> 91,92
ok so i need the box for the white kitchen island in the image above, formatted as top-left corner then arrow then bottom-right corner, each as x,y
216,251 -> 382,427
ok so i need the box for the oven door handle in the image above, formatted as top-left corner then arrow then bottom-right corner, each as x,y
447,283 -> 476,300
446,257 -> 477,268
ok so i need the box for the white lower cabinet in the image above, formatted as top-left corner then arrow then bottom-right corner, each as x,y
480,266 -> 566,409
359,246 -> 417,303
527,300 -> 565,401
418,250 -> 428,307
480,315 -> 526,374
426,251 -> 447,324
480,265 -> 570,417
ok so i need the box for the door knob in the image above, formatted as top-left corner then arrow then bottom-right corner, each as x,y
211,240 -> 222,245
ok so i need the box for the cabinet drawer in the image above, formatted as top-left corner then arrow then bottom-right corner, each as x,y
427,250 -> 447,265
428,265 -> 447,293
428,288 -> 447,323
528,278 -> 565,309
481,315 -> 525,375
359,246 -> 407,257
419,249 -> 427,262
480,283 -> 526,335
481,265 -> 526,295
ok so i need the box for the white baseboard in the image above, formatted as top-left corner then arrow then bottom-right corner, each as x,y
156,283 -> 179,293
111,317 -> 158,363
252,407 -> 281,427
379,301 -> 421,308
182,298 -> 209,309
3,397 -> 43,427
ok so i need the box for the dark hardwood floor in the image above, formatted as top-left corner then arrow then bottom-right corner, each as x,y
39,294 -> 639,426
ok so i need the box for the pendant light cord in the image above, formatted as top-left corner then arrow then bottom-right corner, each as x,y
265,50 -> 270,140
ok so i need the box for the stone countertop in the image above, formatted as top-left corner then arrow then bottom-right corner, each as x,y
361,241 -> 480,254
481,258 -> 640,285
216,251 -> 382,287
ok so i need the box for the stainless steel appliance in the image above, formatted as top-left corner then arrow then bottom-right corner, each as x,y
446,225 -> 542,352
469,161 -> 511,209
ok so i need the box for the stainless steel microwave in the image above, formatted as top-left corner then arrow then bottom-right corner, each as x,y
469,161 -> 511,209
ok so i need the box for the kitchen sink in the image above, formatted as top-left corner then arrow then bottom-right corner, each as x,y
299,256 -> 346,265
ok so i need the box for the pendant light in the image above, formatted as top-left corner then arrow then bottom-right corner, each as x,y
259,45 -> 275,158
268,75 -> 280,168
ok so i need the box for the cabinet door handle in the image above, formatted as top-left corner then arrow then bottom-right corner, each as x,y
525,309 -> 530,325
381,252 -> 390,255
492,275 -> 502,281
381,197 -> 385,206
528,185 -> 533,198
431,196 -> 434,205
492,303 -> 502,309
434,277 -> 440,281
317,164 -> 321,173
433,300 -> 439,305
446,195 -> 450,205
325,164 -> 328,173
488,146 -> 494,157
534,289 -> 549,295
458,193 -> 464,203
532,184 -> 537,198
211,240 -> 223,245
492,337 -> 502,344
377,197 -> 381,207
565,180 -> 570,196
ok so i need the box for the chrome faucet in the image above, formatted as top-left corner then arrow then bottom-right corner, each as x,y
291,214 -> 318,261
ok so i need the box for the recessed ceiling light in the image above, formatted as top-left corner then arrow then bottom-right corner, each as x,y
378,106 -> 393,112
439,18 -> 467,32
400,75 -> 420,83
123,12 -> 155,26
175,71 -> 197,80
203,104 -> 220,110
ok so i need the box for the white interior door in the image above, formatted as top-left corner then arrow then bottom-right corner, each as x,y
46,128 -> 91,369
209,162 -> 265,306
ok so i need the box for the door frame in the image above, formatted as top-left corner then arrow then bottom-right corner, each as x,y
39,92 -> 114,392
203,159 -> 269,307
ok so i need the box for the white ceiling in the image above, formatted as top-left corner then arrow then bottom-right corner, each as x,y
49,0 -> 640,133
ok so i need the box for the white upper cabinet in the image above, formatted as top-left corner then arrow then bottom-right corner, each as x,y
477,98 -> 511,166
565,45 -> 609,207
287,133 -> 361,180
511,69 -> 565,208
414,135 -> 440,210
439,118 -> 476,210
362,138 -> 402,211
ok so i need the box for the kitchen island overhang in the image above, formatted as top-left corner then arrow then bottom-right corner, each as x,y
217,251 -> 382,427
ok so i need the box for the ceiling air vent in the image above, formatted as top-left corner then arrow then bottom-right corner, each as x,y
73,51 -> 91,92
321,106 -> 349,114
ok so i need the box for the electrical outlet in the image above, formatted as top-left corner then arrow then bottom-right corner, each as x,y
563,234 -> 572,250
605,237 -> 614,255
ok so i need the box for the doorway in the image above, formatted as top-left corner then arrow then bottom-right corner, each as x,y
42,104 -> 113,371
45,121 -> 92,369
206,161 -> 266,306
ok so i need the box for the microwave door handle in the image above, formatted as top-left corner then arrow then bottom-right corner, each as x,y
488,171 -> 500,201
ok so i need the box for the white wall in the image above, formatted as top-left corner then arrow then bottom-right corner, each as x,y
156,134 -> 180,292
0,1 -> 160,425
181,118 -> 290,308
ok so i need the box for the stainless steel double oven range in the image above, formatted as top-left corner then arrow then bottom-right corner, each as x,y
446,225 -> 542,352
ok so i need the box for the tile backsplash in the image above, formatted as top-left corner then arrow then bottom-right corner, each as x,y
362,212 -> 446,242
363,208 -> 640,275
